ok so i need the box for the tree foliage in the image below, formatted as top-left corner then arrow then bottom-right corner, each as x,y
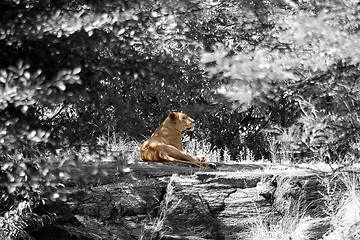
202,0 -> 360,161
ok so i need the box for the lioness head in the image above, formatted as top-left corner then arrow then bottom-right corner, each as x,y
168,112 -> 195,131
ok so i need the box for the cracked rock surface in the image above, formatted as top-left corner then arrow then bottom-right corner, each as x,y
27,161 -> 345,240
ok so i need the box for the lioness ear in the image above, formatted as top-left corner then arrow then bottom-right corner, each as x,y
169,112 -> 177,122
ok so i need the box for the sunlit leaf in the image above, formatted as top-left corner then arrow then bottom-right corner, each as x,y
23,71 -> 31,80
72,67 -> 81,75
55,81 -> 66,91
20,105 -> 29,114
27,130 -> 37,139
118,28 -> 126,35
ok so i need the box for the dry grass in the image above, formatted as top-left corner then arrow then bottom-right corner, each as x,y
249,172 -> 360,240
249,215 -> 314,240
139,174 -> 181,240
249,178 -> 311,240
97,134 -> 141,163
183,136 -> 256,162
183,135 -> 222,162
322,173 -> 360,240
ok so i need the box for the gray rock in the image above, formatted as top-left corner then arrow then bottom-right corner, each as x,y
26,162 -> 360,240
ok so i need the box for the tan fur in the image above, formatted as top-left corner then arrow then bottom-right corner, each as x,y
140,112 -> 216,169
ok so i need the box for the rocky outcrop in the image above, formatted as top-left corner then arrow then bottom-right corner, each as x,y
161,171 -> 275,240
26,161 -> 359,240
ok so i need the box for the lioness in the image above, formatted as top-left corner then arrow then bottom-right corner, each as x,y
140,112 -> 216,169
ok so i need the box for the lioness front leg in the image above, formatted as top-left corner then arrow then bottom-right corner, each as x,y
159,152 -> 216,169
158,152 -> 202,168
156,145 -> 216,169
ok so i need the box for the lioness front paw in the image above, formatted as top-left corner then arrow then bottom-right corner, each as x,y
208,163 -> 216,169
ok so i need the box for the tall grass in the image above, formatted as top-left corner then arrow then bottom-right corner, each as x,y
322,173 -> 360,240
139,174 -> 181,240
249,172 -> 360,240
237,147 -> 256,162
184,136 -> 257,162
249,177 -> 311,240
249,215 -> 313,240
183,135 -> 222,162
96,134 -> 141,163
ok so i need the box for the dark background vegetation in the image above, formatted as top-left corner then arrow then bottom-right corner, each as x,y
1,0 -> 360,238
